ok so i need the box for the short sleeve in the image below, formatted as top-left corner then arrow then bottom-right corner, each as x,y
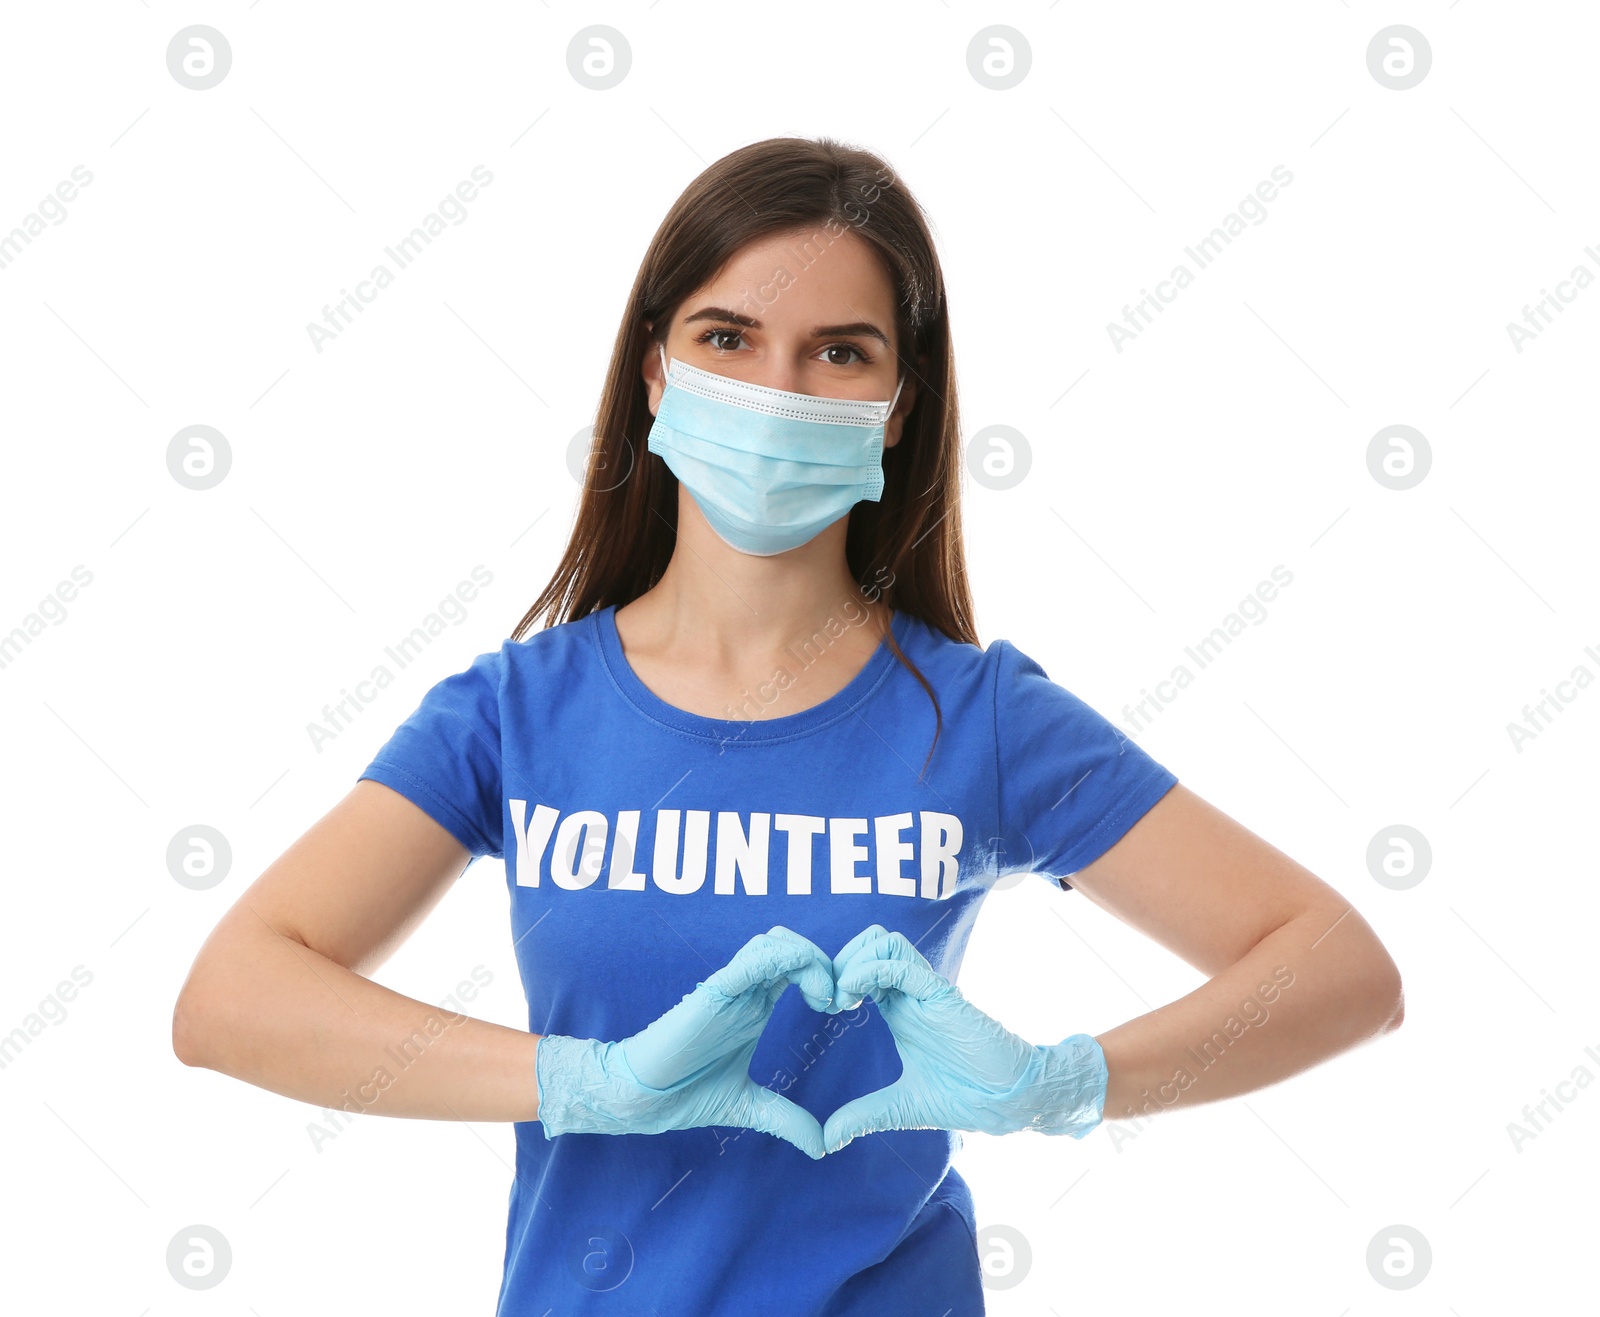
992,638 -> 1177,890
357,643 -> 507,859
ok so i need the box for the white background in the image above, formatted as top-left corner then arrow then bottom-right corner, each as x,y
1,3 -> 1594,1313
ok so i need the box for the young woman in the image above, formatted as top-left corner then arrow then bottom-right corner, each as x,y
173,137 -> 1405,1316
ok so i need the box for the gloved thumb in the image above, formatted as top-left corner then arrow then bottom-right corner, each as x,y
742,1082 -> 828,1161
822,1082 -> 909,1154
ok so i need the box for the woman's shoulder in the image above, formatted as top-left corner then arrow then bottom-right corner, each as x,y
441,609 -> 606,696
894,609 -> 1011,699
900,616 -> 1106,718
501,607 -> 607,671
897,609 -> 1002,664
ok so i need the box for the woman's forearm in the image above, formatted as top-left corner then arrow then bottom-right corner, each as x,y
1092,900 -> 1404,1122
173,919 -> 544,1124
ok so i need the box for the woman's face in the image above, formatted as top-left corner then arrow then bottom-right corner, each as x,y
644,226 -> 917,449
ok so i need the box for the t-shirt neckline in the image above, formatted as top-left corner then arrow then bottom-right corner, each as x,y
594,603 -> 909,744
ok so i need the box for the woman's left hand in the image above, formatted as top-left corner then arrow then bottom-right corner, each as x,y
822,925 -> 1109,1154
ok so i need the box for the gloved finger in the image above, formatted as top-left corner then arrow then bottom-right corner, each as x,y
828,924 -> 891,1010
833,930 -> 937,1004
740,1081 -> 828,1160
831,923 -> 891,970
764,925 -> 839,1013
836,948 -> 948,1006
704,927 -> 835,1014
821,1080 -> 916,1154
748,925 -> 837,1013
834,927 -> 926,979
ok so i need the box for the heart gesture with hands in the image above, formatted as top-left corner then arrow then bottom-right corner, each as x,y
533,922 -> 1108,1160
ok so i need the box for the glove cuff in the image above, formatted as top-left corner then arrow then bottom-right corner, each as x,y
534,1034 -> 612,1138
1026,1032 -> 1109,1139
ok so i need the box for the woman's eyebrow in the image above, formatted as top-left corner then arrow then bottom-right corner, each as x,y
681,306 -> 891,349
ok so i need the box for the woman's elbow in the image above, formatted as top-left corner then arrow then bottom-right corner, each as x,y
171,966 -> 227,1069
1365,948 -> 1405,1034
1381,971 -> 1405,1032
171,987 -> 209,1068
1337,924 -> 1404,1036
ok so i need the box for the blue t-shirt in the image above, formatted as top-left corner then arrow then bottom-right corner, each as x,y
358,603 -> 1178,1316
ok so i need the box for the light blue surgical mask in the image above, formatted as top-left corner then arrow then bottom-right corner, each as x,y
646,344 -> 906,556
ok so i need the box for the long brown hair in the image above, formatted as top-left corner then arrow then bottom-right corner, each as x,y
511,136 -> 977,770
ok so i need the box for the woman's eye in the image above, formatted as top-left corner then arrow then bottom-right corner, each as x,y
820,343 -> 866,366
704,328 -> 745,352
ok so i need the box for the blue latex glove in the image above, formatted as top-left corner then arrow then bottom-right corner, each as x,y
822,924 -> 1109,1154
535,926 -> 836,1159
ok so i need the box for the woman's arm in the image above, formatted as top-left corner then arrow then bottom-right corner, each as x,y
171,779 -> 544,1124
1068,785 -> 1404,1120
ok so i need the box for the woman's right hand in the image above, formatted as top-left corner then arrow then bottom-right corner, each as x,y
533,926 -> 836,1159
